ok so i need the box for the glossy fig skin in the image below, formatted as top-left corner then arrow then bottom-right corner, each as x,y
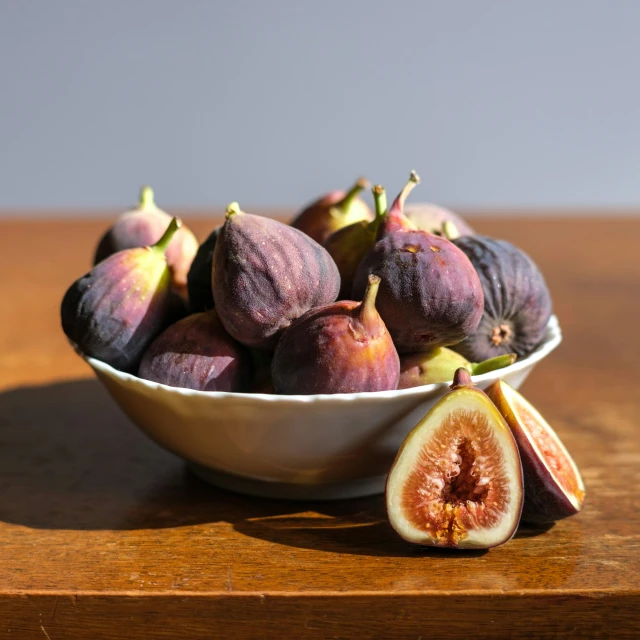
352,231 -> 484,353
271,277 -> 400,395
212,207 -> 341,350
404,204 -> 475,237
186,226 -> 220,312
450,236 -> 552,362
62,247 -> 172,372
138,311 -> 251,392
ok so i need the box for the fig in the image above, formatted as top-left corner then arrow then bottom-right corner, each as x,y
323,184 -> 388,299
290,177 -> 373,244
186,226 -> 220,312
386,368 -> 524,549
352,172 -> 484,353
398,349 -> 516,388
404,203 -> 475,237
248,349 -> 276,394
94,186 -> 198,292
271,275 -> 400,395
138,310 -> 251,392
486,380 -> 585,524
212,203 -> 341,350
449,235 -> 553,362
62,218 -> 181,371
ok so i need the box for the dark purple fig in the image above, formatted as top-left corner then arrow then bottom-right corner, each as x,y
449,235 -> 553,362
186,226 -> 220,312
398,349 -> 516,388
272,275 -> 400,394
486,380 -> 585,524
212,203 -> 341,350
404,203 -> 475,238
323,184 -> 388,299
290,177 -> 373,244
62,218 -> 181,371
138,310 -> 251,392
94,186 -> 198,293
352,173 -> 484,353
386,368 -> 524,549
248,349 -> 276,393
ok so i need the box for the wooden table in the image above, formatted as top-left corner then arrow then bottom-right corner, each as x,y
1,216 -> 639,639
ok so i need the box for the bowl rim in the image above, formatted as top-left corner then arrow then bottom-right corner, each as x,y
82,315 -> 562,404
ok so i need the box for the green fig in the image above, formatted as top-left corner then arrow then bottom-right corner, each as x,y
398,349 -> 517,388
62,218 -> 181,371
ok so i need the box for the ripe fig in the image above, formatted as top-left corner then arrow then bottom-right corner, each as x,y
386,368 -> 523,549
248,349 -> 276,394
94,186 -> 198,292
186,226 -> 220,312
323,184 -> 388,299
398,349 -> 516,388
374,171 -> 420,238
449,235 -> 553,362
138,310 -> 251,392
352,172 -> 484,353
290,177 -> 373,244
271,275 -> 400,394
212,203 -> 340,350
486,380 -> 585,524
62,218 -> 181,372
404,203 -> 475,237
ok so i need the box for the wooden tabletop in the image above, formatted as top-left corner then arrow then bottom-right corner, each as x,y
1,216 -> 639,639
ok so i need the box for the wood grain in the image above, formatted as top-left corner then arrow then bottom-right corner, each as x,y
0,216 -> 639,639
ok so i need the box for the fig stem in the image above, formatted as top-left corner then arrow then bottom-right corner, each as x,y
370,185 -> 387,235
226,202 -> 242,219
356,274 -> 382,335
441,220 -> 461,241
139,185 -> 158,211
470,353 -> 517,376
450,367 -> 473,389
153,217 -> 181,254
336,177 -> 370,212
390,170 -> 420,216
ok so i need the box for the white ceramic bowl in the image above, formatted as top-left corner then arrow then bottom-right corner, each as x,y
85,315 -> 562,500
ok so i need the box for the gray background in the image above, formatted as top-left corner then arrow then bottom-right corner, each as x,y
1,1 -> 640,212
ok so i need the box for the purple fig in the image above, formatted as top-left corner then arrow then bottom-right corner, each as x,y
271,275 -> 400,395
290,177 -> 373,244
186,226 -> 220,312
62,218 -> 181,371
138,310 -> 251,392
94,186 -> 198,293
212,203 -> 341,350
352,172 -> 484,353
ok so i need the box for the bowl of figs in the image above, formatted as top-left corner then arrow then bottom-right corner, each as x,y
61,173 -> 585,550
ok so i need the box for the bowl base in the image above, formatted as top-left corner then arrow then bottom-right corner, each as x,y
188,463 -> 387,501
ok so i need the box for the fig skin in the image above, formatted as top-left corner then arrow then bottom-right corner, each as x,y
138,311 -> 251,392
271,275 -> 400,395
290,177 -> 373,244
186,226 -> 220,312
94,186 -> 198,292
212,203 -> 341,350
450,235 -> 553,362
486,380 -> 586,524
323,184 -> 388,300
404,203 -> 475,237
386,368 -> 524,549
62,219 -> 180,372
398,349 -> 516,388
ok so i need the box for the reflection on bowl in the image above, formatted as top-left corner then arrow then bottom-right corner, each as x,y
84,315 -> 562,500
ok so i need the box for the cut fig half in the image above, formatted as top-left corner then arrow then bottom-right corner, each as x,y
386,369 -> 523,549
485,380 -> 585,524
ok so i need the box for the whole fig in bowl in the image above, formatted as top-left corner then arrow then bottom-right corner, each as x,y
186,226 -> 220,312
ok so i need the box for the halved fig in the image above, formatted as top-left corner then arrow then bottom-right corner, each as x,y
386,369 -> 523,549
485,380 -> 585,524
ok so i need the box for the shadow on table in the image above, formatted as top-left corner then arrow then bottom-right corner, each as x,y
0,379 -> 550,557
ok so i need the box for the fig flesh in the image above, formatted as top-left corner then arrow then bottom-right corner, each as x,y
290,177 -> 373,244
386,368 -> 523,549
323,184 -> 388,299
138,310 -> 251,392
271,275 -> 400,394
352,173 -> 484,353
62,218 -> 180,371
398,349 -> 516,388
450,235 -> 552,362
486,380 -> 585,524
186,226 -> 220,312
212,203 -> 340,350
94,186 -> 198,292
404,203 -> 475,237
